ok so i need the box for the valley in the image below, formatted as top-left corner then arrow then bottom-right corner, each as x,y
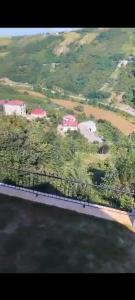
0,28 -> 135,214
0,28 -> 135,273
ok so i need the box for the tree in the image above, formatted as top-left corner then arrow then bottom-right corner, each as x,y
102,150 -> 135,210
99,144 -> 109,154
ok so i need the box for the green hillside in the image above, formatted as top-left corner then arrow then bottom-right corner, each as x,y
0,28 -> 135,105
0,85 -> 57,111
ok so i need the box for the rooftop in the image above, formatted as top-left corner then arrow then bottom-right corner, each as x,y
31,108 -> 47,115
6,100 -> 25,106
0,100 -> 8,105
63,114 -> 76,120
80,120 -> 96,128
62,120 -> 78,127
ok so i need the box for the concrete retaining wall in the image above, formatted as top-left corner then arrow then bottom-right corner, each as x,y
0,183 -> 133,227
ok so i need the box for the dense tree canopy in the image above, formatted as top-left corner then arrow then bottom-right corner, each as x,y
0,114 -> 134,211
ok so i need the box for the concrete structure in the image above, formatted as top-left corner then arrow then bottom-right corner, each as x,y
78,121 -> 103,143
0,100 -> 8,106
0,100 -> 8,112
58,114 -> 78,134
118,59 -> 128,68
30,108 -> 47,119
2,100 -> 26,116
0,183 -> 133,229
80,121 -> 96,133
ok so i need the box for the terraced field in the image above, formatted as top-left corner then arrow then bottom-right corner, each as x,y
52,99 -> 135,135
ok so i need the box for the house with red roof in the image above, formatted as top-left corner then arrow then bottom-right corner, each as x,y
0,100 -> 7,113
62,115 -> 76,122
3,100 -> 26,116
0,100 -> 8,105
58,114 -> 78,134
31,108 -> 47,119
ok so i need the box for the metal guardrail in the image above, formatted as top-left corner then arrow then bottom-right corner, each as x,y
0,163 -> 134,212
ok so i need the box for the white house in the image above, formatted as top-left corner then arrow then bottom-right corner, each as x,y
2,100 -> 26,116
118,59 -> 128,68
58,115 -> 78,134
30,108 -> 47,119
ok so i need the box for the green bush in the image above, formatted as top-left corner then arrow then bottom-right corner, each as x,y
86,90 -> 111,100
119,194 -> 134,211
75,105 -> 84,112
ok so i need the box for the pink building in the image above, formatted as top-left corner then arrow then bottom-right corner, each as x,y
0,100 -> 26,116
58,114 -> 78,134
0,100 -> 8,105
31,108 -> 47,119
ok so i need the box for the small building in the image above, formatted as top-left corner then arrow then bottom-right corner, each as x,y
78,120 -> 103,143
0,100 -> 8,113
3,100 -> 26,116
0,100 -> 7,107
79,121 -> 96,133
0,100 -> 8,105
63,115 -> 76,122
30,108 -> 47,119
118,59 -> 128,68
58,114 -> 78,134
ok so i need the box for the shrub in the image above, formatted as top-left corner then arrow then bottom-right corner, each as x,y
24,91 -> 29,95
99,144 -> 110,154
119,194 -> 134,211
75,105 -> 84,112
86,90 -> 111,100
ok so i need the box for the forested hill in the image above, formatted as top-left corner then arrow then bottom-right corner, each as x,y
1,28 -> 135,105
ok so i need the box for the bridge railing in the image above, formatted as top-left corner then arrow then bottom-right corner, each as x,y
0,163 -> 134,212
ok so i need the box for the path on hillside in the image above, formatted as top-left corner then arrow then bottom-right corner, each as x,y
52,99 -> 135,135
99,61 -> 135,117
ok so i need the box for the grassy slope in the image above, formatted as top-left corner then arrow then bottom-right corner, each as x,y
0,85 -> 51,110
0,29 -> 135,100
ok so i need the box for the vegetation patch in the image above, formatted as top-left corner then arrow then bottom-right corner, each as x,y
78,32 -> 98,45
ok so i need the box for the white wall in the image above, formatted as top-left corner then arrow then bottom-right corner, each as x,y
4,104 -> 26,116
31,113 -> 46,119
62,126 -> 78,132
